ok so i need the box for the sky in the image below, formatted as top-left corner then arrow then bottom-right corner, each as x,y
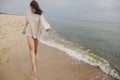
0,0 -> 120,22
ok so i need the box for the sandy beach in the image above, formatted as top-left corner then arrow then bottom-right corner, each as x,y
0,14 -> 115,80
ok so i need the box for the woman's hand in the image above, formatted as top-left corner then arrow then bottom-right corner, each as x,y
46,28 -> 51,32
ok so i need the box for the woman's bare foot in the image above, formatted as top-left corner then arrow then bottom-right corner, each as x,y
30,67 -> 38,80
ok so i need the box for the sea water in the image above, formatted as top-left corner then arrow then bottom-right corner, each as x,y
39,18 -> 120,80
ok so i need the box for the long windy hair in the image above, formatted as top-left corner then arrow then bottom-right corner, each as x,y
30,0 -> 43,15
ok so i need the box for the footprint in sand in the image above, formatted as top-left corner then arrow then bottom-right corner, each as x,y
6,58 -> 10,63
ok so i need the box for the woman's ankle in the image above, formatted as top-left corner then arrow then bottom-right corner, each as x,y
32,65 -> 36,72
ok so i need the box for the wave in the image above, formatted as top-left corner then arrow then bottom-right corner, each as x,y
38,29 -> 120,80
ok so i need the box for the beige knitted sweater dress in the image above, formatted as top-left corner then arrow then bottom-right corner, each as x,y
22,10 -> 51,39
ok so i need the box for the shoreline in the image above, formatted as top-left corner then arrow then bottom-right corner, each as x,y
0,14 -> 115,80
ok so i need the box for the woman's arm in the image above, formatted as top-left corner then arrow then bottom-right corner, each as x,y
40,14 -> 51,32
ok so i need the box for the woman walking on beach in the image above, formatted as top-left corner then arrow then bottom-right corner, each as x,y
22,0 -> 51,74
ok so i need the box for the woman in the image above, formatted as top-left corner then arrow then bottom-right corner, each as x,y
22,0 -> 51,74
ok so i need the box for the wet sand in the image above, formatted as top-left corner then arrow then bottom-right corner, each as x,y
0,14 -> 115,80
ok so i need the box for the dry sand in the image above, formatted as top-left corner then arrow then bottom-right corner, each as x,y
0,14 -> 115,80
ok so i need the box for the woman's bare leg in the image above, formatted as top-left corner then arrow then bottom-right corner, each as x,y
27,36 -> 36,74
34,38 -> 39,57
